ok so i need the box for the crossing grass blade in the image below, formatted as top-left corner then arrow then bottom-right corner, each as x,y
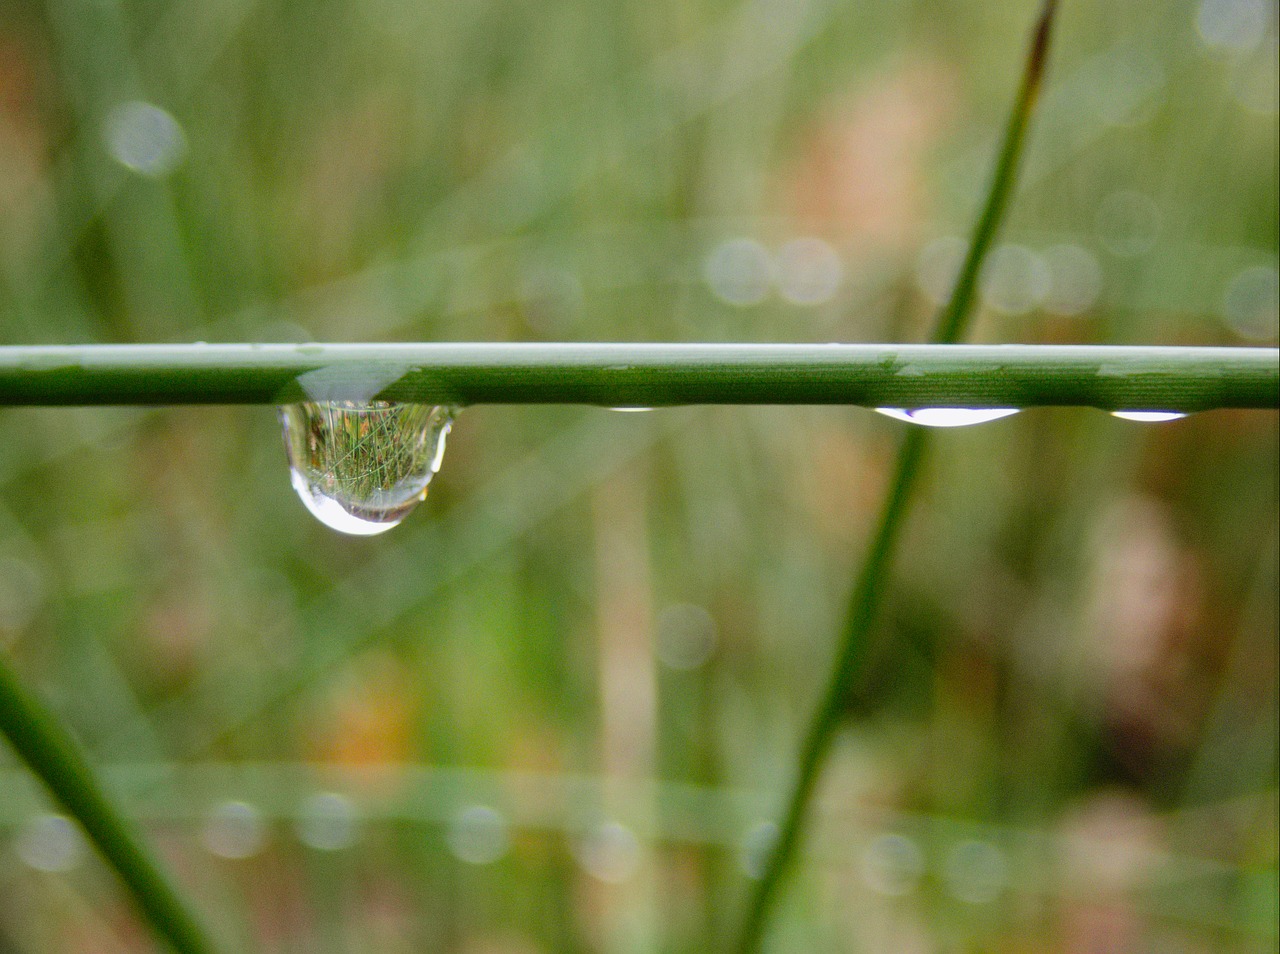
0,653 -> 221,954
733,2 -> 1063,950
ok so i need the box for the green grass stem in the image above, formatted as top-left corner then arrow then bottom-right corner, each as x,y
0,653 -> 221,954
0,343 -> 1274,409
734,2 -> 1064,949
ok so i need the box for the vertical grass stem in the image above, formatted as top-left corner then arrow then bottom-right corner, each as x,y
733,2 -> 1060,949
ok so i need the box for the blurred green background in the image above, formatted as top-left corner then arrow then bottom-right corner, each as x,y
0,0 -> 1277,950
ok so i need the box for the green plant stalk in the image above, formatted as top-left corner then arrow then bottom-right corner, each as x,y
0,343 -> 1274,409
734,1 -> 1062,950
0,653 -> 220,954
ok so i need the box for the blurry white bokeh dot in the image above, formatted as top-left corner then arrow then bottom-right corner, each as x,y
297,792 -> 359,852
704,238 -> 773,306
104,101 -> 187,177
15,814 -> 83,873
446,805 -> 510,865
1042,244 -> 1104,316
1222,264 -> 1279,339
575,821 -> 640,883
980,244 -> 1052,315
774,237 -> 843,306
203,800 -> 267,860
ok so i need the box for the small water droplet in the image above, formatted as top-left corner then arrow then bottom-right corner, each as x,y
1110,410 -> 1188,422
280,402 -> 455,536
875,408 -> 1021,428
608,406 -> 654,413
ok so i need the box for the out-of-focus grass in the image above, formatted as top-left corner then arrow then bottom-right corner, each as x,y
0,0 -> 1276,950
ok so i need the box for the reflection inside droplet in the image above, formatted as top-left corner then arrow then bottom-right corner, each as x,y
1110,410 -> 1188,422
875,408 -> 1021,427
280,402 -> 455,536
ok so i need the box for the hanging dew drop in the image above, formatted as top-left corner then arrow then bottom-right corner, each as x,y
1110,410 -> 1188,422
280,401 -> 455,536
874,408 -> 1021,427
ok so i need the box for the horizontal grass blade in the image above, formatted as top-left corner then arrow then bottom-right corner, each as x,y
0,343 -> 1275,409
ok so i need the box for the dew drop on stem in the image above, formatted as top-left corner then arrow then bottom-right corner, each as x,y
1110,410 -> 1188,422
874,408 -> 1021,427
280,401 -> 455,536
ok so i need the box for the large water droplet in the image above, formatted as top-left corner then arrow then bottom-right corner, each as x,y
280,401 -> 454,536
1110,410 -> 1188,422
875,408 -> 1021,428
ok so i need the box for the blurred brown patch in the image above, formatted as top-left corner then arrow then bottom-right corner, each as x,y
779,60 -> 955,252
1058,790 -> 1163,954
1086,497 -> 1206,774
0,34 -> 51,260
311,651 -> 418,772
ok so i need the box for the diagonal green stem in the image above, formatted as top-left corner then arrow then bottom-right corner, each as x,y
0,652 -> 221,954
733,2 -> 1061,950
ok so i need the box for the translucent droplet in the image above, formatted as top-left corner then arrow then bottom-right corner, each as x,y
575,821 -> 641,883
203,800 -> 267,860
447,805 -> 510,865
280,402 -> 454,536
875,408 -> 1021,428
860,832 -> 924,897
15,814 -> 83,873
943,839 -> 1008,905
1111,411 -> 1188,422
103,101 -> 186,178
608,406 -> 654,413
297,792 -> 359,851
739,820 -> 779,880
